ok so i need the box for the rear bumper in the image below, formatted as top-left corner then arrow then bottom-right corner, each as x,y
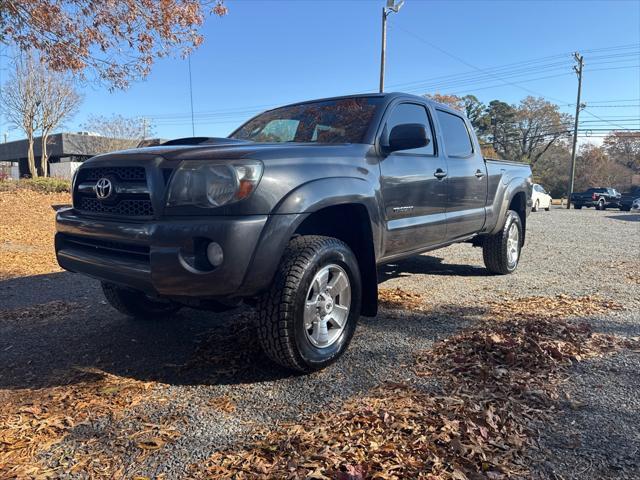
55,209 -> 278,298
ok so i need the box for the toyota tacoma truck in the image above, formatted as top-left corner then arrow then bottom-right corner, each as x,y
55,93 -> 532,372
570,187 -> 621,210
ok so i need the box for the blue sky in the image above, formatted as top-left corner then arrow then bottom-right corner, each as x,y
3,0 -> 640,141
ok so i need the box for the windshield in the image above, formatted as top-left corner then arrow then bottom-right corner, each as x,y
230,97 -> 383,144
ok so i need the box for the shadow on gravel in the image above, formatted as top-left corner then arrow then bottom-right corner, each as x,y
0,269 -> 479,392
0,271 -> 100,310
0,273 -> 296,390
606,214 -> 640,222
378,254 -> 488,282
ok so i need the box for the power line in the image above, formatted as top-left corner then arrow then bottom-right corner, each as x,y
387,20 -> 570,104
585,104 -> 640,108
580,98 -> 640,104
582,109 -> 633,130
399,61 -> 574,92
138,40 -> 639,129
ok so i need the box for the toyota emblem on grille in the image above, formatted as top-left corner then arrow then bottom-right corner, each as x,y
95,177 -> 113,200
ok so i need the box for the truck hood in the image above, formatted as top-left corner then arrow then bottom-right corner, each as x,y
86,138 -> 369,164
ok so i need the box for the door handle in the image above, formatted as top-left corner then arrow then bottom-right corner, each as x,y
475,169 -> 485,178
434,169 -> 447,179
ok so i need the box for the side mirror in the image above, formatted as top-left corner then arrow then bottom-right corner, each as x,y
387,123 -> 429,152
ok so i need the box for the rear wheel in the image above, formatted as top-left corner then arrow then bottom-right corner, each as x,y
256,235 -> 361,372
101,282 -> 181,319
574,204 -> 583,210
482,210 -> 523,275
596,199 -> 606,210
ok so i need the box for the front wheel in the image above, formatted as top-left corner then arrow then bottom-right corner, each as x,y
574,204 -> 583,210
596,199 -> 606,210
101,282 -> 181,319
482,210 -> 523,275
256,235 -> 361,372
532,200 -> 539,212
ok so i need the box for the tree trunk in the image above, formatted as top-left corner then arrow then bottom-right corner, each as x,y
27,135 -> 37,178
40,131 -> 50,177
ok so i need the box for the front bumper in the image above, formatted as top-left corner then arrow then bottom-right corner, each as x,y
55,209 -> 270,298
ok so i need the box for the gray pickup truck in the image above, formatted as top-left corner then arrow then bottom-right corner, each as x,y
55,93 -> 532,372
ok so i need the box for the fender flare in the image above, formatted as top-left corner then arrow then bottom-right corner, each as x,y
488,177 -> 531,236
242,177 -> 383,314
273,176 -> 384,257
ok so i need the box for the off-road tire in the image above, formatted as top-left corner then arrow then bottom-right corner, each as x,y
482,210 -> 523,275
101,282 -> 181,319
256,235 -> 362,372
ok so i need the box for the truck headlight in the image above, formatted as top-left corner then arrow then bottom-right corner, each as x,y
166,160 -> 263,208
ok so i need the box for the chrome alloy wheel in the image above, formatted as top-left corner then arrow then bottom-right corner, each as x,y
304,264 -> 351,348
506,222 -> 520,267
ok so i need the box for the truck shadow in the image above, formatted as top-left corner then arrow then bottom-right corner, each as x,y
0,272 -> 290,389
0,270 -> 473,391
379,253 -> 488,281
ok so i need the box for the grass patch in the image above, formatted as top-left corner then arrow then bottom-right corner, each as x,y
0,177 -> 71,194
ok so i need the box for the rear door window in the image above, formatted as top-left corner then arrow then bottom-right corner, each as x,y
436,110 -> 474,158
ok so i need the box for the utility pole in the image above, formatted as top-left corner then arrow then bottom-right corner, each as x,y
188,55 -> 195,136
566,52 -> 584,209
491,115 -> 498,153
142,117 -> 148,140
379,0 -> 404,93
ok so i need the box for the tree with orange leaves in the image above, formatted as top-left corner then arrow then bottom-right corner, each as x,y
0,0 -> 228,89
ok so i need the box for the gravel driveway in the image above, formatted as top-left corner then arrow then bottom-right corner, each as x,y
1,207 -> 638,478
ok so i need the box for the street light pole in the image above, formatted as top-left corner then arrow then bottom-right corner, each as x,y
378,0 -> 404,93
379,7 -> 387,93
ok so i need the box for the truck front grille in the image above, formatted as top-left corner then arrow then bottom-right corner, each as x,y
74,166 -> 154,218
79,198 -> 154,216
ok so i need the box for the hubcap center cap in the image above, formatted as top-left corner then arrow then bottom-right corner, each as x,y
318,293 -> 334,315
324,299 -> 333,313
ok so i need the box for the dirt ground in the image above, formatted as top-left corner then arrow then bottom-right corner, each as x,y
0,191 -> 638,479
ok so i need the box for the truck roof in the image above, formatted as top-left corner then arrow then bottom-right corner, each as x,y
274,92 -> 463,116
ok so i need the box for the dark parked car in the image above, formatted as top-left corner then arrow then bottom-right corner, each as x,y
55,93 -> 532,372
619,186 -> 640,211
571,187 -> 621,210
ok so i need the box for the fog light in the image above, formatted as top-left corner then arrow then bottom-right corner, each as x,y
206,242 -> 224,267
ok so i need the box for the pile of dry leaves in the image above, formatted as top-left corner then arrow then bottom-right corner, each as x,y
0,302 -> 178,478
485,294 -> 625,321
378,287 -> 427,311
0,369 -> 159,478
0,190 -> 70,279
190,295 -> 635,479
